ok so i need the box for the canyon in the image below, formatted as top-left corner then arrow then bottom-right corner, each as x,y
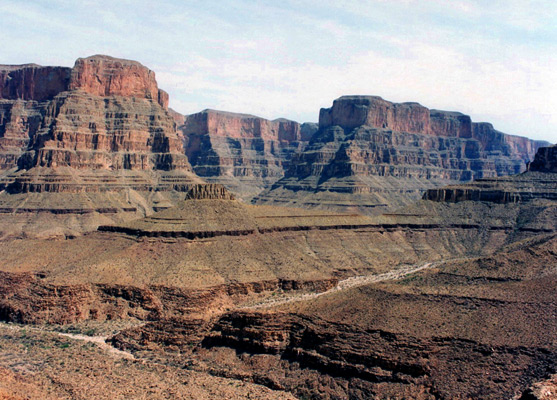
1,145 -> 556,399
0,54 -> 555,400
0,56 -> 550,238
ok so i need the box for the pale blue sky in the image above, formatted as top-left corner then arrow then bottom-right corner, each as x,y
2,0 -> 556,142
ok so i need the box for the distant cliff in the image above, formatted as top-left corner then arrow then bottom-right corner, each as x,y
254,96 -> 549,214
0,55 -> 201,238
178,109 -> 317,199
0,55 -> 192,178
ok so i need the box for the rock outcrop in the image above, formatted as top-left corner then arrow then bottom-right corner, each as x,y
529,144 -> 557,173
0,55 -> 201,238
179,109 -> 316,199
185,183 -> 236,200
254,96 -> 549,214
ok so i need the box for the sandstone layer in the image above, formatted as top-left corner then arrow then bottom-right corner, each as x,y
254,96 -> 550,214
179,109 -> 317,199
0,55 -> 201,238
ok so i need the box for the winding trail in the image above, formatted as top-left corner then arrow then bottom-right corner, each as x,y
242,261 -> 439,310
57,332 -> 135,359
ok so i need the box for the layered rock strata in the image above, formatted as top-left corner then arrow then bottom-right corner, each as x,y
424,144 -> 557,203
0,55 -> 201,238
180,109 -> 317,199
1,161 -> 556,399
254,96 -> 549,214
197,235 -> 557,399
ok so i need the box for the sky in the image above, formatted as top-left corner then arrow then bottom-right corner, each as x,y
1,0 -> 556,142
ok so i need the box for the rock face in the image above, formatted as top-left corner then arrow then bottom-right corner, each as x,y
254,96 -> 549,214
180,109 -> 316,199
0,55 -> 187,173
0,55 -> 201,238
69,55 -> 169,109
0,64 -> 71,101
424,144 -> 557,203
529,145 -> 557,173
14,90 -> 188,173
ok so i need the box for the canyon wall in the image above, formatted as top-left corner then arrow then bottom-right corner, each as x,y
180,109 -> 317,199
423,144 -> 557,203
0,55 -> 200,238
254,96 -> 550,214
0,64 -> 71,101
0,55 -> 188,174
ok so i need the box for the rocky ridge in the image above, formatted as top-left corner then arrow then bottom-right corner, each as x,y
254,96 -> 550,214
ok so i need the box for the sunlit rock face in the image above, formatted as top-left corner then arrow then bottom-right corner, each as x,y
69,55 -> 169,109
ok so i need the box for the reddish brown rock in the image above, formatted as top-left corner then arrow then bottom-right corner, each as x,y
69,55 -> 168,109
254,96 -> 549,214
180,109 -> 316,199
0,100 -> 45,169
0,55 -> 201,237
15,90 -> 189,172
0,64 -> 71,101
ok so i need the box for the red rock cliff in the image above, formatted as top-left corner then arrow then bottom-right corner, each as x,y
179,109 -> 315,198
319,96 -> 474,137
0,64 -> 71,101
0,55 -> 185,171
69,55 -> 168,109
